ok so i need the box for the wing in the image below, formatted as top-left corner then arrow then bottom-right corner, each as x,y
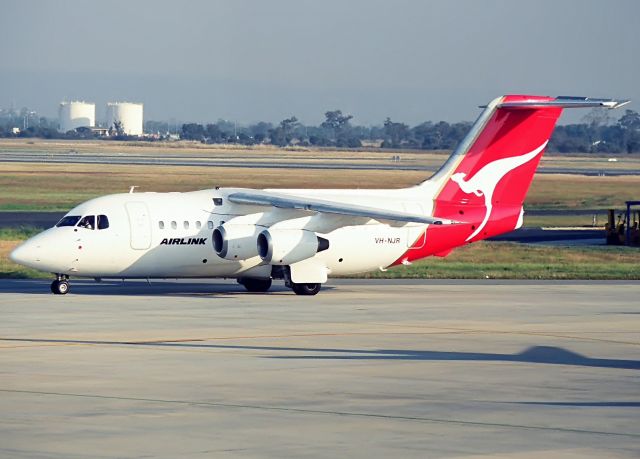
227,190 -> 459,225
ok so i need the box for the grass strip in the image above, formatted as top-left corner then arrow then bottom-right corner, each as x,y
356,242 -> 640,280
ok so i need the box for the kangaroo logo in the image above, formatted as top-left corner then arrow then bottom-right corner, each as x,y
450,141 -> 547,241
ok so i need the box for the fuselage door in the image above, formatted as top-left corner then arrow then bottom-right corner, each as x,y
125,202 -> 152,250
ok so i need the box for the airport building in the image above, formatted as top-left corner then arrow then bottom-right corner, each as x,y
58,101 -> 96,133
106,102 -> 143,136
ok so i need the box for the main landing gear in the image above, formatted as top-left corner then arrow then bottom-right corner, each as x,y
238,277 -> 272,293
238,276 -> 321,295
51,274 -> 70,295
291,282 -> 321,296
269,266 -> 323,296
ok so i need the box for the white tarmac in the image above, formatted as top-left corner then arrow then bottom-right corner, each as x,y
1,279 -> 639,458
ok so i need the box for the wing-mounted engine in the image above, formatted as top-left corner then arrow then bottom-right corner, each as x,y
211,209 -> 304,261
257,229 -> 329,265
212,224 -> 263,260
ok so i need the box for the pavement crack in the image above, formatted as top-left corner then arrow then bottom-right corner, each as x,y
1,388 -> 638,439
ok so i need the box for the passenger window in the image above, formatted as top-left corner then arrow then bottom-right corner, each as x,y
207,221 -> 214,229
78,215 -> 95,230
159,221 -> 165,230
195,221 -> 202,229
171,221 -> 177,229
213,198 -> 223,206
56,215 -> 81,227
184,221 -> 189,229
97,215 -> 109,230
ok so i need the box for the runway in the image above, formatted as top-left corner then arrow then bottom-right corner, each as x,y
1,279 -> 639,458
1,151 -> 639,175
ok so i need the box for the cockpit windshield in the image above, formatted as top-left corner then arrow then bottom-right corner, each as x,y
56,215 -> 81,227
55,214 -> 109,230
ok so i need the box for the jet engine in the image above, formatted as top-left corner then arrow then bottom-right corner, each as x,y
257,229 -> 329,265
212,224 -> 262,260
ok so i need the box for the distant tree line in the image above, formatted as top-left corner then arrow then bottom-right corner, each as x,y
1,106 -> 639,153
549,109 -> 640,153
176,108 -> 640,153
176,111 -> 476,150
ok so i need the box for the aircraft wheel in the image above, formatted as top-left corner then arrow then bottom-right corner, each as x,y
291,282 -> 321,296
51,280 -> 70,295
239,278 -> 272,293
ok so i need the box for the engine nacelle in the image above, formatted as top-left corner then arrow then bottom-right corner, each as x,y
212,224 -> 262,260
257,229 -> 329,265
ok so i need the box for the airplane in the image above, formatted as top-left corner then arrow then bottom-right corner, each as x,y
10,94 -> 629,296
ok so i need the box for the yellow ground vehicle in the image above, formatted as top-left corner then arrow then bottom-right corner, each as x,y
606,202 -> 640,246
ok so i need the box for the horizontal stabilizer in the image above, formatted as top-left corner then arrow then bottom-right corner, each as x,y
228,191 -> 460,225
488,96 -> 630,110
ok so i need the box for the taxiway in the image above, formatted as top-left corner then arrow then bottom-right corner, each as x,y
1,279 -> 639,458
1,151 -> 638,176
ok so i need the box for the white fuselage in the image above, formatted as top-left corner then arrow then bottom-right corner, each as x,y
12,185 -> 438,279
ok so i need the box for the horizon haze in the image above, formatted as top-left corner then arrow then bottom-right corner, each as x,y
1,0 -> 638,125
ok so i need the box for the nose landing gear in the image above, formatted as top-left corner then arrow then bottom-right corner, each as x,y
51,274 -> 70,295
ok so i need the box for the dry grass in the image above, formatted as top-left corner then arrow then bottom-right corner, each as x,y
1,161 -> 639,212
526,174 -> 640,209
360,241 -> 640,280
1,140 -> 639,225
0,162 -> 425,210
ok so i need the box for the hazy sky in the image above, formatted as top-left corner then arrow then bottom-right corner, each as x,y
1,0 -> 638,125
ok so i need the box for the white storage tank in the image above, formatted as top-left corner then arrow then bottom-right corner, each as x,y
107,102 -> 143,136
58,101 -> 95,132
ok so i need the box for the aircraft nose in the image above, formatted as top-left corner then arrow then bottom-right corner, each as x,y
10,229 -> 76,272
9,241 -> 38,265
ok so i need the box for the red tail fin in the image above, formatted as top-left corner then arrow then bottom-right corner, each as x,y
393,95 -> 628,265
435,94 -> 562,241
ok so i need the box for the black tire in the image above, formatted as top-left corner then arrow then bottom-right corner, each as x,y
291,282 -> 321,296
51,280 -> 69,295
239,278 -> 272,293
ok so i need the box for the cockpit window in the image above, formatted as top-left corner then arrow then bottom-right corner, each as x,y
56,214 -> 108,229
56,215 -> 81,227
78,215 -> 95,230
97,215 -> 109,230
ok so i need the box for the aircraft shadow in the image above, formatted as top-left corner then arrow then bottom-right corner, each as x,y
267,345 -> 640,370
507,401 -> 640,407
1,337 -> 638,371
